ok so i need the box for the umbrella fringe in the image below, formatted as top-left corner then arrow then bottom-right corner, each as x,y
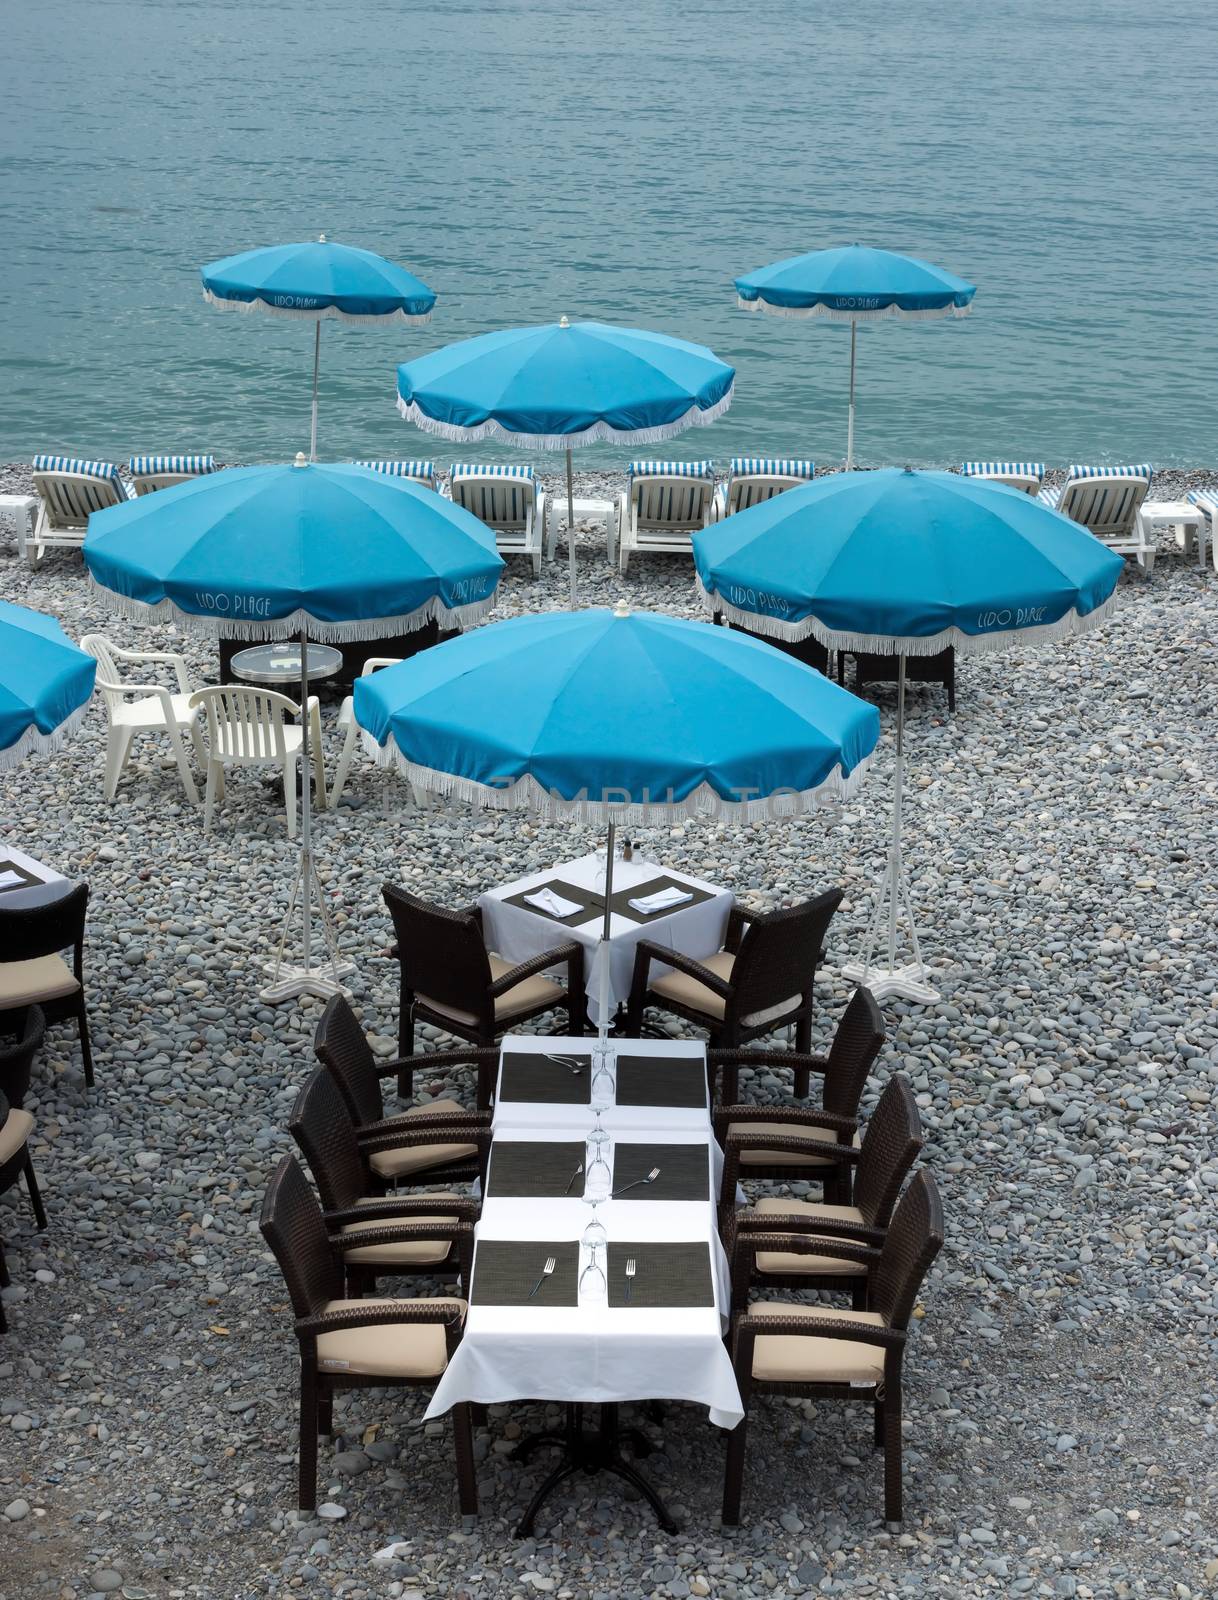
361,734 -> 872,823
85,574 -> 493,641
0,702 -> 89,772
735,296 -> 971,323
202,288 -> 433,327
696,577 -> 1120,656
395,385 -> 735,452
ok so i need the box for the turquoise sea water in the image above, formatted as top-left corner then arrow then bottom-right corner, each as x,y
3,0 -> 1216,470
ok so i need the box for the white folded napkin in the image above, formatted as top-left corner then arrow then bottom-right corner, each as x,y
0,870 -> 27,890
524,886 -> 582,918
629,885 -> 693,915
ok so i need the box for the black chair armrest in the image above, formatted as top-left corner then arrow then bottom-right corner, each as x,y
487,941 -> 582,997
324,1196 -> 479,1227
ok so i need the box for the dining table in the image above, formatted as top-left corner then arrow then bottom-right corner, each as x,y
424,1031 -> 741,1534
478,852 -> 733,1027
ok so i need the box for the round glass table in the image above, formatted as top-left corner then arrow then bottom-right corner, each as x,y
229,642 -> 344,686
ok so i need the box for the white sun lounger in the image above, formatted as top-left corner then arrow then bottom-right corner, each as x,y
616,461 -> 715,574
27,455 -> 131,565
353,459 -> 439,492
1039,463 -> 1156,573
710,457 -> 815,521
961,461 -> 1046,496
1185,488 -> 1218,571
128,454 -> 218,496
449,464 -> 547,575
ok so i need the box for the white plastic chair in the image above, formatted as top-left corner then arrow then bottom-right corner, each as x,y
188,686 -> 327,838
616,461 -> 715,573
128,454 -> 218,496
449,465 -> 547,575
710,458 -> 815,521
960,461 -> 1045,496
79,634 -> 205,804
330,657 -> 402,807
27,455 -> 130,565
1040,464 -> 1156,572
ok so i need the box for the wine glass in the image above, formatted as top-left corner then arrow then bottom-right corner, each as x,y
584,1131 -> 611,1199
579,1196 -> 608,1301
590,1038 -> 615,1104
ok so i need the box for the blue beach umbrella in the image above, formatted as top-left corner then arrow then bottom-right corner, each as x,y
397,317 -> 735,601
735,245 -> 976,467
84,455 -> 503,1004
693,469 -> 1123,1003
356,604 -> 878,1039
202,235 -> 437,459
0,599 -> 96,771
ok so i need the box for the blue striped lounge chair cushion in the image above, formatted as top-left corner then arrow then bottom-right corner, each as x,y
356,459 -> 436,484
728,458 -> 815,480
1065,462 -> 1152,483
628,460 -> 714,481
33,453 -> 127,492
961,461 -> 1045,481
1186,487 -> 1218,514
450,463 -> 535,483
128,454 -> 216,476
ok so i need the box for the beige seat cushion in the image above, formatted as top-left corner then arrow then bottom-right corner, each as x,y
368,1100 -> 478,1181
0,954 -> 80,1009
316,1297 -> 466,1378
730,1122 -> 859,1168
753,1198 -> 867,1276
339,1195 -> 460,1266
0,1107 -> 34,1164
748,1302 -> 885,1383
419,954 -> 566,1030
648,950 -> 799,1028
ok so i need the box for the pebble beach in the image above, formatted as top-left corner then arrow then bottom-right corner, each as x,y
0,461 -> 1216,1600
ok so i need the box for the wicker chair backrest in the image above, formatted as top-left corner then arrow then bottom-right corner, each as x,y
290,1066 -> 367,1214
0,882 -> 88,966
260,1155 -> 343,1318
869,1170 -> 943,1328
730,888 -> 842,1026
0,1005 -> 46,1109
854,1074 -> 922,1227
314,994 -> 384,1126
823,985 -> 885,1118
382,884 -> 493,1018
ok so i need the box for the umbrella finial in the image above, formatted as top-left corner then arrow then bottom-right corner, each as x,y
294,452 -> 308,468
904,464 -> 914,474
559,315 -> 570,328
318,232 -> 327,243
613,601 -> 631,618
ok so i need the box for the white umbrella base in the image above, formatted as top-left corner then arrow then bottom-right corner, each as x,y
261,958 -> 357,1004
840,958 -> 940,1006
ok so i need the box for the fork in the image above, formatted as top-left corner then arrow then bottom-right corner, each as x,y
527,1255 -> 557,1299
544,1053 -> 587,1075
563,1161 -> 584,1196
612,1166 -> 661,1197
625,1257 -> 637,1303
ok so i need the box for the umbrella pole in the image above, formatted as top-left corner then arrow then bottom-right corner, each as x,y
596,819 -> 615,1043
846,319 -> 857,470
842,654 -> 940,1005
310,323 -> 321,462
566,446 -> 577,609
261,629 -> 354,1004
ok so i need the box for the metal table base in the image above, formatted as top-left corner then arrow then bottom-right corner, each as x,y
512,1403 -> 677,1537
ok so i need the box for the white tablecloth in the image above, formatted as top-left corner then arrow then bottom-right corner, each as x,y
479,853 -> 733,1025
425,1036 -> 743,1430
0,843 -> 65,904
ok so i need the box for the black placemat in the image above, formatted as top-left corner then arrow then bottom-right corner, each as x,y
470,1239 -> 580,1307
609,873 -> 717,922
486,1140 -> 588,1199
0,858 -> 43,894
501,877 -> 605,925
607,1242 -> 714,1308
611,1142 -> 711,1202
499,1052 -> 593,1105
614,1054 -> 707,1110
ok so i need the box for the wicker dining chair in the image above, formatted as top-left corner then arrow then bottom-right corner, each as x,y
289,1065 -> 485,1298
723,1170 -> 943,1527
314,995 -> 493,1185
383,884 -> 588,1096
0,1009 -> 50,1333
708,982 -> 884,1108
260,1155 -> 477,1515
0,883 -> 93,1086
625,890 -> 843,1087
722,1075 -> 923,1311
